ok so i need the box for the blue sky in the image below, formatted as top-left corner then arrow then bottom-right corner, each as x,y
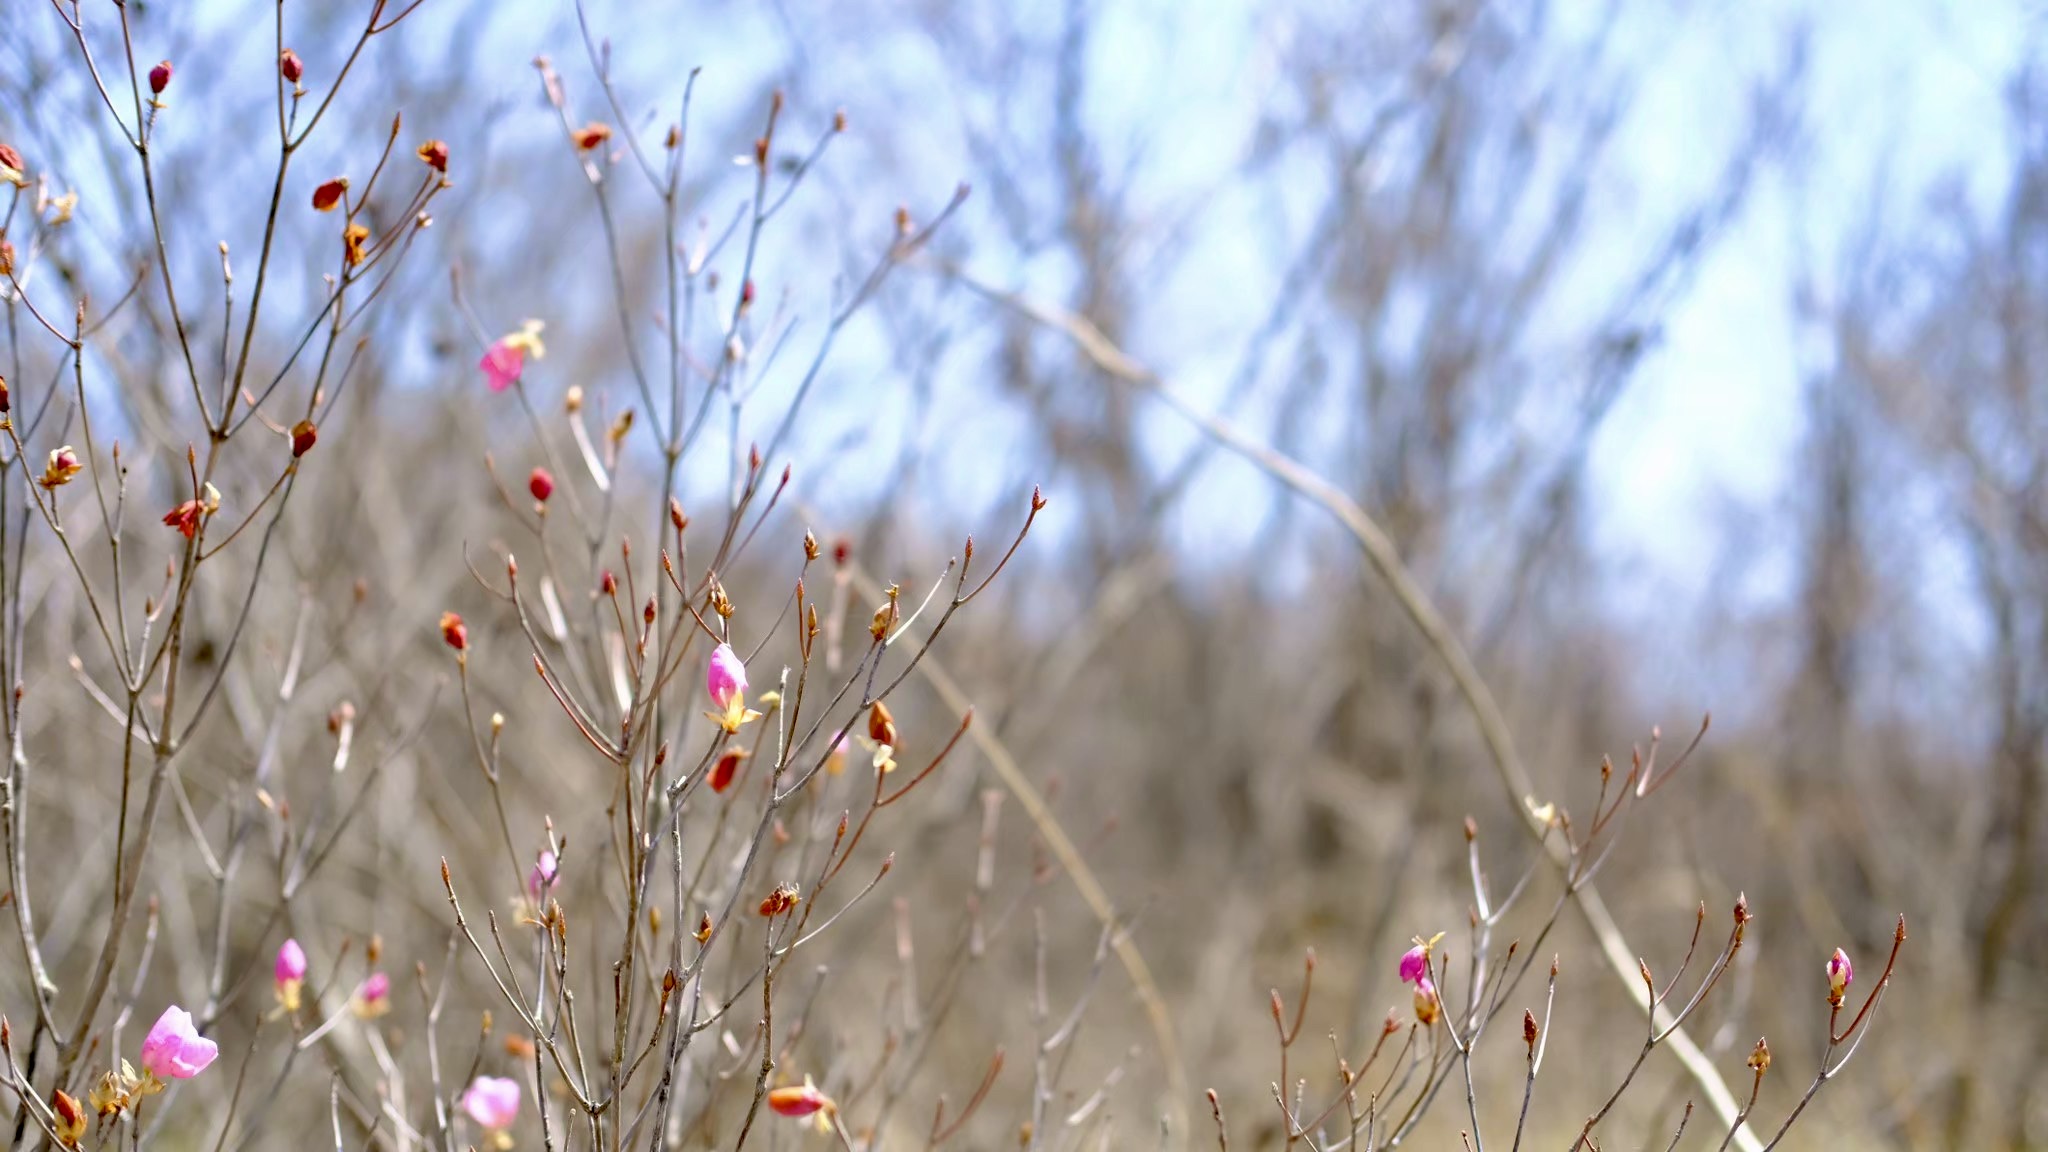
1586,0 -> 2027,616
34,0 -> 2033,652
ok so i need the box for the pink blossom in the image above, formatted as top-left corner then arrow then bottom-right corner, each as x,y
276,939 -> 307,985
529,850 -> 559,898
138,1006 -> 218,1080
479,342 -> 523,392
706,643 -> 747,709
1826,947 -> 1853,1003
462,1075 -> 521,1130
1398,933 -> 1442,985
479,321 -> 545,392
274,938 -> 309,1011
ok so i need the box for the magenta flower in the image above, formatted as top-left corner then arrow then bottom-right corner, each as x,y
138,1007 -> 218,1080
462,1075 -> 521,1130
479,320 -> 545,393
353,970 -> 391,1019
1399,932 -> 1443,986
1826,947 -> 1853,1005
703,642 -> 763,734
528,850 -> 559,898
706,643 -> 747,708
274,938 -> 308,1011
479,343 -> 522,392
276,939 -> 307,985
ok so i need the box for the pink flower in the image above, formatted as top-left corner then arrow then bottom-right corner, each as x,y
138,1006 -> 217,1080
1398,932 -> 1443,986
1826,947 -> 1853,1005
275,938 -> 308,1012
706,643 -> 747,709
353,970 -> 391,1018
703,642 -> 762,735
276,939 -> 307,985
479,320 -> 545,392
479,343 -> 522,392
462,1075 -> 521,1130
528,850 -> 559,898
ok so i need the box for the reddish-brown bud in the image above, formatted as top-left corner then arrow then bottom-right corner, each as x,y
50,1089 -> 85,1147
290,420 -> 317,458
758,882 -> 800,918
417,139 -> 449,172
162,500 -> 203,539
0,143 -> 22,173
149,60 -> 173,96
868,699 -> 897,747
573,122 -> 612,151
709,748 -> 749,793
312,177 -> 348,212
280,49 -> 304,84
439,611 -> 468,651
528,467 -> 554,502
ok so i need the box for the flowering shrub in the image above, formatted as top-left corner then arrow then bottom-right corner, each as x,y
0,3 -> 1906,1151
